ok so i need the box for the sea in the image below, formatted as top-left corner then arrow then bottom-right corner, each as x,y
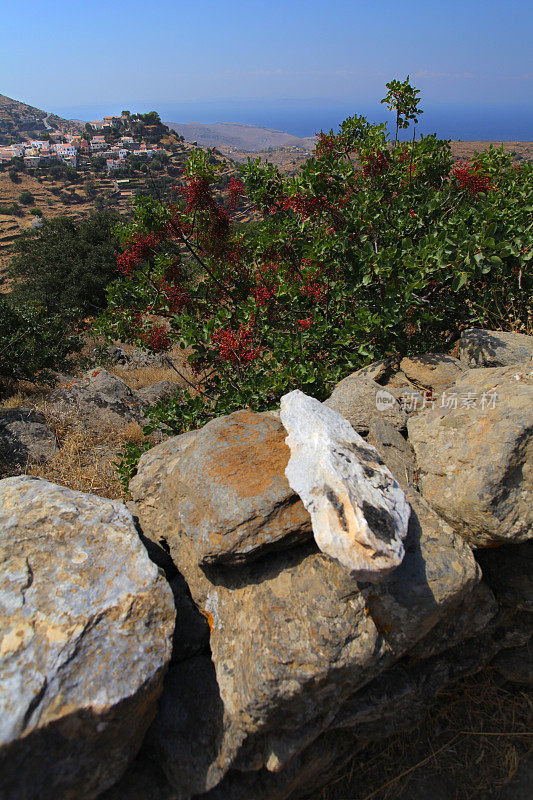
54,100 -> 533,141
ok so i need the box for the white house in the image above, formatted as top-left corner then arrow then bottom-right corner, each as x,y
29,140 -> 49,150
106,159 -> 123,172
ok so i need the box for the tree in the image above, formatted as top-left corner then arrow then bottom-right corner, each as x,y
140,111 -> 161,125
9,211 -> 121,319
95,80 -> 532,462
18,190 -> 35,205
380,76 -> 423,143
0,296 -> 81,392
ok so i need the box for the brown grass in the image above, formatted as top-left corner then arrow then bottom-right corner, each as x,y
25,410 -> 143,499
313,670 -> 532,800
117,364 -> 186,391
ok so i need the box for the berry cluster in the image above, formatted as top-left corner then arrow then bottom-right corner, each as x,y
212,323 -> 261,365
361,149 -> 391,178
142,324 -> 171,352
453,161 -> 494,196
117,232 -> 159,276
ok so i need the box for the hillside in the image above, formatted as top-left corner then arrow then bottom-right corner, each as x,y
168,121 -> 315,152
0,93 -> 82,143
0,104 -> 255,289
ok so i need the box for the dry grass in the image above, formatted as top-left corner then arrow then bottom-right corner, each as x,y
117,363 -> 187,391
25,410 -> 143,499
0,380 -> 54,409
313,670 -> 532,800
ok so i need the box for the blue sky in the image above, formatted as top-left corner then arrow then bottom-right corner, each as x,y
1,0 -> 531,123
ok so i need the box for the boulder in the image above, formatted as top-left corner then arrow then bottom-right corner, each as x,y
0,476 -> 175,800
325,375 -> 407,434
350,358 -> 394,384
136,380 -> 181,406
0,408 -> 58,476
130,410 -> 312,567
366,418 -> 418,490
408,363 -> 533,547
46,369 -> 147,431
459,328 -> 533,368
491,642 -> 533,685
130,410 -> 479,798
399,353 -> 466,394
280,390 -> 410,581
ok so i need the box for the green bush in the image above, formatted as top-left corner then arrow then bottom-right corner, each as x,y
9,211 -> 121,319
30,207 -> 43,217
0,203 -> 22,216
0,296 -> 81,392
18,190 -> 35,205
95,79 -> 533,483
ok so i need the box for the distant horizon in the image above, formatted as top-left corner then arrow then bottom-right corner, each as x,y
47,98 -> 533,142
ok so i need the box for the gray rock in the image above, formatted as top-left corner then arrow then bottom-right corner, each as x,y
400,353 -> 466,394
0,476 -> 175,800
491,642 -> 533,685
132,452 -> 478,798
407,363 -> 533,547
325,375 -> 407,434
350,358 -> 394,384
105,345 -> 129,364
130,410 -> 312,567
459,328 -> 533,368
366,418 -> 418,490
136,380 -> 181,406
0,408 -> 58,475
280,390 -> 410,581
46,369 -> 147,431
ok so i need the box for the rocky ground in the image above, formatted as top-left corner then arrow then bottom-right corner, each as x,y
0,327 -> 532,800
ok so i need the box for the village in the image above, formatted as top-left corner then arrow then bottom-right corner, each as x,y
0,112 -> 168,173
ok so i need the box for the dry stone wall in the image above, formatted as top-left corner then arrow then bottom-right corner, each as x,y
0,328 -> 531,800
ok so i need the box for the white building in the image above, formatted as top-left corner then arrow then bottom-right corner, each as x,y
106,159 -> 123,172
29,140 -> 49,150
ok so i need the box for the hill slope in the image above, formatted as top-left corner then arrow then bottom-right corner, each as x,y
0,93 -> 82,143
167,121 -> 315,153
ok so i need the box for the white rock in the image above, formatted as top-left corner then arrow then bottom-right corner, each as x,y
280,390 -> 410,581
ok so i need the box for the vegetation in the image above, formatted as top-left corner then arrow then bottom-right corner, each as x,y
18,190 -> 34,205
94,80 -> 533,482
0,297 -> 81,390
9,211 -> 120,319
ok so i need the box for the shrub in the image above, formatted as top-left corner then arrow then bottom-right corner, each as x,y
0,203 -> 22,216
18,190 -> 35,205
9,211 -> 121,319
0,296 -> 81,392
30,207 -> 43,217
96,79 -> 533,477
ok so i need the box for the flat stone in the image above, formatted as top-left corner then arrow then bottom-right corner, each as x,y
136,380 -> 182,406
351,359 -> 393,384
407,363 -> 533,546
491,642 -> 533,685
400,354 -> 466,394
0,476 -> 175,800
130,410 -> 312,567
46,369 -> 147,432
325,376 -> 407,434
460,328 -> 533,368
281,390 -> 410,581
0,408 -> 58,476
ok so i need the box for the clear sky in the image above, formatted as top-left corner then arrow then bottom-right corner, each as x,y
1,0 -> 531,117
